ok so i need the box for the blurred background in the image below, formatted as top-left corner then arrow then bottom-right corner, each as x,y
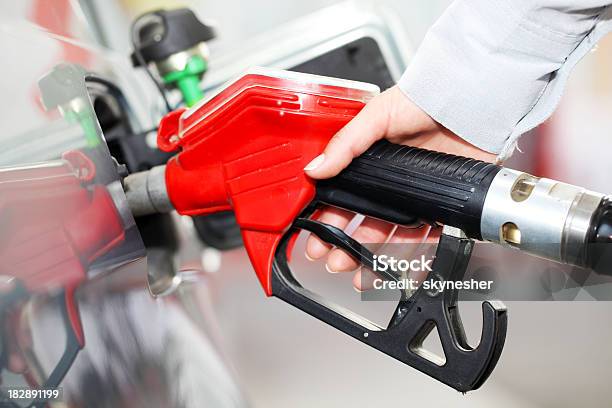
1,0 -> 611,407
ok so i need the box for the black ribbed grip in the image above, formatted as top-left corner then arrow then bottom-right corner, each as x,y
316,140 -> 501,239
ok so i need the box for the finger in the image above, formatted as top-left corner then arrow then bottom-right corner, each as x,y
423,225 -> 442,243
304,94 -> 389,179
326,217 -> 395,273
376,225 -> 431,266
386,225 -> 432,244
353,268 -> 378,291
305,207 -> 354,260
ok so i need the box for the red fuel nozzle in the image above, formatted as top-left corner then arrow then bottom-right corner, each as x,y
157,68 -> 378,294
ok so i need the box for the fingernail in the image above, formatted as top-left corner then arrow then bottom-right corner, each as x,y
305,252 -> 316,262
325,263 -> 339,274
353,286 -> 364,293
304,154 -> 325,171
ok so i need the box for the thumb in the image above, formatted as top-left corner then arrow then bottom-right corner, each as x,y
304,93 -> 389,179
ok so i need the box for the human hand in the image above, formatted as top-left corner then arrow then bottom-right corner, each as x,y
303,85 -> 496,290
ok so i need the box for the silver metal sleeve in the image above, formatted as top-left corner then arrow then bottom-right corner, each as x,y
124,165 -> 173,217
480,168 -> 603,266
107,180 -> 137,229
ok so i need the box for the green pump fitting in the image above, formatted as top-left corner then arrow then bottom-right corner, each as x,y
163,55 -> 207,107
61,98 -> 102,148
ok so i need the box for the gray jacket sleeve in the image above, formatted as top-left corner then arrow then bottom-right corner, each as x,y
398,0 -> 612,159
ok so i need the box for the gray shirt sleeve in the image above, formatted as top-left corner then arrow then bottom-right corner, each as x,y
398,0 -> 612,159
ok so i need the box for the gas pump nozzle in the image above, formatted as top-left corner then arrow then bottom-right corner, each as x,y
123,68 -> 611,392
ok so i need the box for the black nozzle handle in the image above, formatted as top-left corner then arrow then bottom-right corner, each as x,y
316,140 -> 502,239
